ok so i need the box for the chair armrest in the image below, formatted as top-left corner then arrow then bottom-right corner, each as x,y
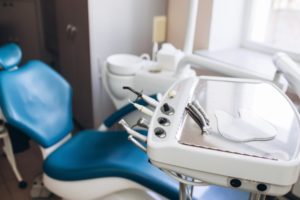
102,94 -> 157,129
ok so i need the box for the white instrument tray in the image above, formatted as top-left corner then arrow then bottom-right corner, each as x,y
148,76 -> 300,196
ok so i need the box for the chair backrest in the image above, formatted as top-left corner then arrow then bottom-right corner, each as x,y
0,43 -> 22,70
0,60 -> 74,148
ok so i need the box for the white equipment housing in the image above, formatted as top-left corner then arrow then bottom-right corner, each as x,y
147,76 -> 300,196
273,52 -> 300,98
103,47 -> 196,109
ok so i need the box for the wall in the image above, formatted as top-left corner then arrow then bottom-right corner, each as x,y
167,0 -> 246,51
88,0 -> 167,126
167,0 -> 212,51
208,0 -> 245,51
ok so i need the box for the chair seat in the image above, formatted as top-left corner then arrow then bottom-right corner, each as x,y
44,130 -> 179,200
44,130 -> 250,200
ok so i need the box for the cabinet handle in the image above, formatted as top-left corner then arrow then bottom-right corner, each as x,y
66,24 -> 78,39
70,26 -> 78,38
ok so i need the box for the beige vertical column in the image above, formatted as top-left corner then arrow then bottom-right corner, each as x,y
167,0 -> 213,51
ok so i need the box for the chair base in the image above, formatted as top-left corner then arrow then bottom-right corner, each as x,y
1,131 -> 27,189
43,174 -> 167,200
99,188 -> 167,200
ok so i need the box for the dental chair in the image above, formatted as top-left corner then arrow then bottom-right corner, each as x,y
0,45 -> 250,199
0,43 -> 27,188
0,58 -> 180,200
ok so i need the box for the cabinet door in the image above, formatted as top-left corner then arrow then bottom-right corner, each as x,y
55,0 -> 94,128
0,0 -> 43,62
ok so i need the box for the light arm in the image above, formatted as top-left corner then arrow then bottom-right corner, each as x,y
175,54 -> 273,80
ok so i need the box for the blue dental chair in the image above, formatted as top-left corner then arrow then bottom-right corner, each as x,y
0,44 -> 249,199
0,56 -> 179,199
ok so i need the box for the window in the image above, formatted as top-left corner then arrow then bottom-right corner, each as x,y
243,0 -> 300,60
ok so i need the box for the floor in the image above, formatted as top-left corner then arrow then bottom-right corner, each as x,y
0,140 -> 58,200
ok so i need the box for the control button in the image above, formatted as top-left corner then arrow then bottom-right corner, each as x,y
168,90 -> 177,99
161,103 -> 174,115
163,103 -> 170,112
257,184 -> 267,192
154,127 -> 166,138
230,179 -> 241,188
158,117 -> 170,126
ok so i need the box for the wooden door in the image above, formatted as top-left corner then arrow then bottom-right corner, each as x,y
0,0 -> 44,62
55,0 -> 94,128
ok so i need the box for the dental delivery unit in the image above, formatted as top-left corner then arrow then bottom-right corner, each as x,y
120,75 -> 300,199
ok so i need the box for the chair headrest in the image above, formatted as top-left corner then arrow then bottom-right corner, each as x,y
0,43 -> 22,70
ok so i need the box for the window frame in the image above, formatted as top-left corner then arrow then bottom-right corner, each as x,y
241,0 -> 300,62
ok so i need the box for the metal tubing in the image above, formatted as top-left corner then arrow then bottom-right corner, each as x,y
248,193 -> 267,200
179,183 -> 188,200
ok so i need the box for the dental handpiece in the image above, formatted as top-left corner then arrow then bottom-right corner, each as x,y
123,86 -> 159,107
135,118 -> 149,129
141,93 -> 159,107
129,100 -> 154,117
192,100 -> 210,126
186,106 -> 205,129
190,105 -> 209,133
119,119 -> 147,142
186,103 -> 210,134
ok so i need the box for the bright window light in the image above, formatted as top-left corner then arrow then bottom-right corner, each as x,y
247,0 -> 300,54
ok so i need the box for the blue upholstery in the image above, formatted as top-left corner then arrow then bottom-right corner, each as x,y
0,60 -> 73,147
44,130 -> 249,200
44,130 -> 179,200
103,95 -> 157,128
0,43 -> 22,70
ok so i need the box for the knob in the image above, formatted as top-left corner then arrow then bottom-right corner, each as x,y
163,103 -> 170,112
230,179 -> 241,188
154,127 -> 166,138
161,103 -> 174,115
158,117 -> 170,126
66,24 -> 78,39
257,184 -> 267,192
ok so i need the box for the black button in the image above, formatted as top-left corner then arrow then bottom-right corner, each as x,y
163,103 -> 170,112
161,103 -> 174,115
159,118 -> 167,123
154,127 -> 166,138
257,184 -> 267,192
158,117 -> 170,126
230,179 -> 241,188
